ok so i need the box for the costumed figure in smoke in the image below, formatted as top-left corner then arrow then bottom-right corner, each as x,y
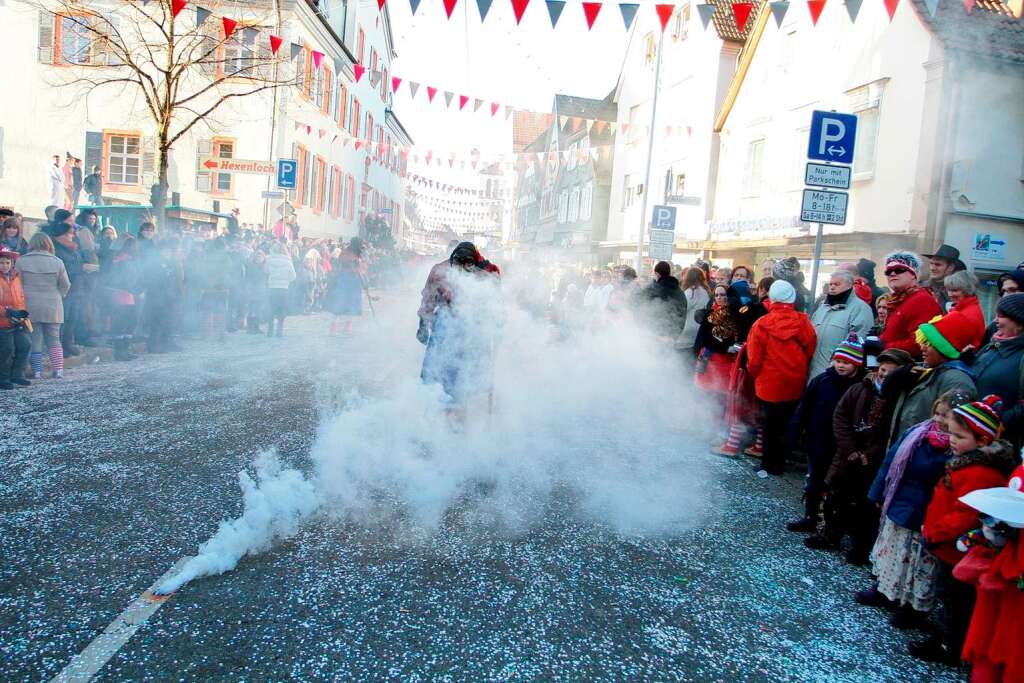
416,241 -> 501,421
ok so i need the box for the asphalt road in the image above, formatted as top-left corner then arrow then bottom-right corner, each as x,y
0,301 -> 967,682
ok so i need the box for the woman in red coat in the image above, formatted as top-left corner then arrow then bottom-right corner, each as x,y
944,270 -> 987,351
879,252 -> 943,359
746,279 -> 817,476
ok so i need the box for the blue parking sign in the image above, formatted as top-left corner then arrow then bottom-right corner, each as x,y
652,205 -> 676,231
807,111 -> 858,165
277,159 -> 297,189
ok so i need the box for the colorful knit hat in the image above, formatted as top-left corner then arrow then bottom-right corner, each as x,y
833,334 -> 865,366
884,251 -> 922,278
952,395 -> 1004,442
915,311 -> 976,359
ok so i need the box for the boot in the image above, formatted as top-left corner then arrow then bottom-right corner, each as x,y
0,381 -> 12,390
889,605 -> 929,630
854,584 -> 894,608
786,492 -> 821,533
113,339 -> 136,361
908,636 -> 959,666
10,377 -> 30,386
63,344 -> 81,357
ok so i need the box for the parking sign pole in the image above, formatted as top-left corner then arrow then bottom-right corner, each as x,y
635,30 -> 664,272
809,222 -> 824,302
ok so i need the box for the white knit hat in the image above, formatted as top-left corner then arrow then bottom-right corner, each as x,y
768,279 -> 796,304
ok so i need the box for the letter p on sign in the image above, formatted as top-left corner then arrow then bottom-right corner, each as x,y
807,110 -> 857,166
652,205 -> 677,231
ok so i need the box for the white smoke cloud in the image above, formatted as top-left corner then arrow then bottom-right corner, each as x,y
158,263 -> 717,593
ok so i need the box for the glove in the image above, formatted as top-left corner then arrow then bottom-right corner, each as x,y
416,317 -> 429,345
863,336 -> 883,358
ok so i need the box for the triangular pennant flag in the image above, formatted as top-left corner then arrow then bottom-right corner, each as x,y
269,34 -> 283,54
410,0 -> 422,12
963,0 -> 975,10
546,0 -> 566,26
505,105 -> 513,120
732,2 -> 753,31
334,57 -> 343,75
354,141 -> 363,151
171,0 -> 187,19
426,150 -> 434,164
586,120 -> 595,133
806,0 -> 825,25
290,43 -> 302,60
571,117 -> 582,130
427,86 -> 437,102
490,102 -> 500,117
655,4 -> 674,31
459,95 -> 469,110
770,0 -> 789,25
843,0 -> 861,21
377,0 -> 386,9
354,64 -> 366,82
582,2 -> 602,29
196,6 -> 211,27
511,0 -> 530,24
474,98 -> 484,112
883,0 -> 899,18
618,3 -> 639,28
294,121 -> 301,131
443,0 -> 458,18
305,125 -> 312,134
696,3 -> 716,28
923,0 -> 938,15
409,81 -> 420,98
222,16 -> 237,39
595,120 -> 607,134
559,115 -> 569,128
444,91 -> 454,107
477,0 -> 494,19
392,76 -> 402,93
319,129 -> 326,139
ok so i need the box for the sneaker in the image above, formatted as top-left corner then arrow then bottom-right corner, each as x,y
908,637 -> 959,666
854,585 -> 894,608
10,378 -> 30,386
744,445 -> 763,458
890,606 -> 929,630
786,517 -> 818,533
804,533 -> 840,550
33,371 -> 43,380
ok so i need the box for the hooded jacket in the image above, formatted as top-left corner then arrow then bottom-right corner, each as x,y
0,269 -> 26,329
792,366 -> 862,464
951,295 -> 986,351
641,275 -> 688,338
922,439 -> 1020,565
828,373 -> 890,486
745,302 -> 817,402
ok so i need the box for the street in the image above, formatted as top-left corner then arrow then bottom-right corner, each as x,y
1,291 -> 966,682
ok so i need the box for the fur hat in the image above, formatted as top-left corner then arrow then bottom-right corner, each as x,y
771,257 -> 801,283
915,312 -> 976,359
996,292 -> 1024,326
768,279 -> 796,304
833,334 -> 865,366
883,251 -> 922,278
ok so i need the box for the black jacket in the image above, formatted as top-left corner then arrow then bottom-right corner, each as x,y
642,276 -> 688,338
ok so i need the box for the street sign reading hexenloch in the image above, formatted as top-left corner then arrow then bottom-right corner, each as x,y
801,189 -> 849,225
807,111 -> 858,165
805,162 -> 852,190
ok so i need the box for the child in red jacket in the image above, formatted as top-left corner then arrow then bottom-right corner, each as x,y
912,396 -> 1020,665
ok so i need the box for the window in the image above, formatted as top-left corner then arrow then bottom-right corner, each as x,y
568,186 -> 580,222
107,134 -> 141,185
674,172 -> 686,195
214,140 -> 234,193
297,147 -> 311,207
321,68 -> 333,115
557,190 -> 568,223
293,46 -> 306,90
357,28 -> 365,64
848,82 -> 886,176
222,28 -> 255,76
61,15 -> 94,64
329,167 -> 342,217
195,139 -> 212,191
581,182 -> 594,220
313,65 -> 325,109
744,138 -> 765,194
338,84 -> 349,129
381,67 -> 388,101
622,174 -> 633,209
308,155 -> 321,211
672,4 -> 690,41
351,98 -> 361,137
366,113 -> 374,145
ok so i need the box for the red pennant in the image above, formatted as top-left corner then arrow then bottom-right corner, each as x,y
222,17 -> 238,39
443,0 -> 458,18
490,102 -> 500,117
311,51 -> 324,70
355,141 -> 363,151
963,0 -> 975,10
459,95 -> 469,110
391,76 -> 402,93
511,0 -> 530,24
883,0 -> 899,19
655,4 -> 675,31
582,2 -> 602,28
171,0 -> 187,18
377,0 -> 386,9
269,34 -> 283,54
426,150 -> 434,164
732,2 -> 753,31
354,64 -> 366,82
305,125 -> 312,134
806,0 -> 825,25
427,86 -> 437,102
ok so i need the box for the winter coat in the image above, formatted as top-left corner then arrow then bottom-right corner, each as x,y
266,253 -> 297,290
641,276 -> 688,339
828,375 -> 890,486
888,361 -> 976,446
922,440 -> 1019,565
678,286 -> 710,351
694,302 -> 738,355
1,236 -> 29,255
972,334 -> 1024,450
53,238 -> 85,287
16,251 -> 70,323
879,287 -> 943,358
950,295 -> 986,350
868,426 -> 950,530
83,172 -> 102,197
74,227 -> 98,266
792,367 -> 862,465
728,285 -> 767,343
746,303 -> 817,403
807,290 -> 874,380
0,270 -> 26,329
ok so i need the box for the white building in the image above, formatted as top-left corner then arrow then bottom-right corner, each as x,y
0,0 -> 410,239
605,0 -> 753,265
710,0 -> 1024,289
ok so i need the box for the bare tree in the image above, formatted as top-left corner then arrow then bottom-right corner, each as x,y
33,0 -> 293,224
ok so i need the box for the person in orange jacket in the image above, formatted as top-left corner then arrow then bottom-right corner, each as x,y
746,279 -> 817,476
0,249 -> 31,389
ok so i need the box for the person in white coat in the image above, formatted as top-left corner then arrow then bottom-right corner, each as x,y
46,155 -> 64,208
265,242 -> 296,337
807,270 -> 874,380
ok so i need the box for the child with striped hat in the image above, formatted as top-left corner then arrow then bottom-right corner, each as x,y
912,396 -> 1021,665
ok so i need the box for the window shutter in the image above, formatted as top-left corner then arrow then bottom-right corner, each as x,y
255,30 -> 271,79
293,48 -> 305,88
196,139 -> 212,191
84,132 -> 103,177
142,136 -> 156,187
38,10 -> 54,64
200,28 -> 217,78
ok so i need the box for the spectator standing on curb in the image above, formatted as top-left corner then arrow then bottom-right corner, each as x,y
17,233 -> 69,379
0,249 -> 31,388
879,252 -> 942,358
971,293 -> 1024,451
678,267 -> 711,355
640,261 -> 688,344
807,271 -> 874,380
83,165 -> 103,206
2,217 -> 30,255
44,211 -> 85,357
922,245 -> 962,311
266,242 -> 296,337
943,270 -> 986,349
71,159 -> 83,208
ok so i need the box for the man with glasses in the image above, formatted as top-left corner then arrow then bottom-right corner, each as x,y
877,251 -> 942,359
